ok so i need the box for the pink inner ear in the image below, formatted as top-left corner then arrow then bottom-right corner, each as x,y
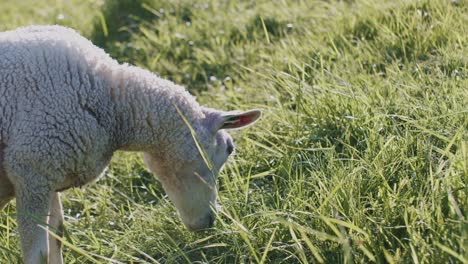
229,115 -> 252,127
218,109 -> 261,130
241,115 -> 256,125
223,113 -> 258,129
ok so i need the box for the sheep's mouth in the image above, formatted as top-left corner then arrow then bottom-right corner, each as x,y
185,213 -> 216,231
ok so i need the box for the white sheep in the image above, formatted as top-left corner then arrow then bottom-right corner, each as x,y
0,25 -> 261,264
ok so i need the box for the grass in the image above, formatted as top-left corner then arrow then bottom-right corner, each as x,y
0,0 -> 467,263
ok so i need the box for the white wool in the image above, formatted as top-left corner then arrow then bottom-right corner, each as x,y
0,25 -> 205,191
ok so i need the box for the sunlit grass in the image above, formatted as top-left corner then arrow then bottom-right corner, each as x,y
0,0 -> 466,263
0,0 -> 103,37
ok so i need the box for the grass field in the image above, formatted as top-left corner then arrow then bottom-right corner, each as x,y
0,0 -> 467,263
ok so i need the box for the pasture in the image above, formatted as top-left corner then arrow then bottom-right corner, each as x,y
0,0 -> 466,263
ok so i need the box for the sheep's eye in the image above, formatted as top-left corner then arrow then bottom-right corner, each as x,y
227,142 -> 234,155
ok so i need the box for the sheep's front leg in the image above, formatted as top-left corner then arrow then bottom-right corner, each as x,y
15,182 -> 53,264
48,192 -> 64,264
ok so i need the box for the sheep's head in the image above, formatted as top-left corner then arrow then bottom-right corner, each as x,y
143,108 -> 261,231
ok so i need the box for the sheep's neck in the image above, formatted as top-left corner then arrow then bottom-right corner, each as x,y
108,65 -> 203,152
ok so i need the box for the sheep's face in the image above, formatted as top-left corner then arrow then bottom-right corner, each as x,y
143,109 -> 261,231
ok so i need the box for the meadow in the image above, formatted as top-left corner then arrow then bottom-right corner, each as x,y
0,0 -> 466,263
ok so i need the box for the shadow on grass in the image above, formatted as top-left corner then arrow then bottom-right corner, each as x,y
90,0 -> 155,60
88,0 -> 294,91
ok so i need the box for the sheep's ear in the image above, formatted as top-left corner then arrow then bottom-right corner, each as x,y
203,108 -> 262,132
219,109 -> 262,130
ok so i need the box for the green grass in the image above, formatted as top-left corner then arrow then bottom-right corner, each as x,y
0,0 -> 467,263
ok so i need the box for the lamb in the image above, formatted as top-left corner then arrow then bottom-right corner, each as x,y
0,25 -> 261,264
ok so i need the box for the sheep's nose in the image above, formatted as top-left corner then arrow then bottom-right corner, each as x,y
186,213 -> 216,231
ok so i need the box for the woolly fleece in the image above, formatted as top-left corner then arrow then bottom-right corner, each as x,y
0,25 -> 207,192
